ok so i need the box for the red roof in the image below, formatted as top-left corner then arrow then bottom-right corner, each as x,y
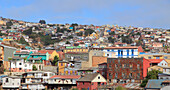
147,59 -> 164,63
38,50 -> 55,54
50,75 -> 81,79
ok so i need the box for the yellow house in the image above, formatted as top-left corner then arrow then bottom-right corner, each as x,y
58,61 -> 68,75
0,20 -> 6,25
148,65 -> 163,72
38,50 -> 59,60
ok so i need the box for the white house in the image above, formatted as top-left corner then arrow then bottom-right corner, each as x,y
21,71 -> 55,90
2,76 -> 21,89
11,57 -> 32,72
158,60 -> 168,67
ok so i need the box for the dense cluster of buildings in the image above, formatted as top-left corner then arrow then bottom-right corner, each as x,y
0,17 -> 169,89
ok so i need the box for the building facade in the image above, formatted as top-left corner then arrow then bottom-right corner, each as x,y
107,58 -> 146,84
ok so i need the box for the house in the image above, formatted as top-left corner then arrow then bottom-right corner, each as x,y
30,52 -> 50,65
145,79 -> 170,90
38,50 -> 59,61
2,76 -> 21,89
10,56 -> 32,72
21,71 -> 55,90
91,46 -> 142,58
58,60 -> 81,75
47,75 -> 81,90
107,58 -> 150,84
77,73 -> 107,90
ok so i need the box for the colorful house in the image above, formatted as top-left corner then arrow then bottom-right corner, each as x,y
38,50 -> 59,61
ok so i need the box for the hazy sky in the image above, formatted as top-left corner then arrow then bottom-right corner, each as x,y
0,0 -> 170,28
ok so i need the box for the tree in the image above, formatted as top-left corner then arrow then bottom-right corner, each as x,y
77,32 -> 83,36
19,36 -> 29,45
85,29 -> 95,36
110,31 -> 115,35
52,56 -> 59,66
108,37 -> 115,43
33,65 -> 37,71
23,28 -> 32,35
6,21 -> 13,26
66,41 -> 71,44
67,35 -> 73,39
39,20 -> 46,24
140,70 -> 162,87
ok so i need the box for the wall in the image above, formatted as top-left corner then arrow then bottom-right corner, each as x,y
92,56 -> 107,67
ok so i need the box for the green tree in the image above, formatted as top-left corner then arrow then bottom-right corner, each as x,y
140,70 -> 162,87
19,36 -> 29,45
85,29 -> 95,36
52,56 -> 59,66
110,31 -> 115,35
66,41 -> 71,44
6,21 -> 13,26
108,37 -> 115,43
77,32 -> 83,36
33,65 -> 37,71
39,20 -> 46,24
23,28 -> 32,35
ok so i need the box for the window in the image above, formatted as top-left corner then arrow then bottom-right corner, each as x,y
83,82 -> 84,85
84,56 -> 88,59
19,68 -> 22,70
107,54 -> 109,56
129,73 -> 132,78
109,73 -> 112,77
156,57 -> 160,59
115,73 -> 118,78
130,64 -> 133,68
43,73 -> 48,76
121,50 -> 123,56
115,64 -> 118,68
6,78 -> 8,82
70,79 -> 72,82
131,50 -> 134,55
61,63 -> 63,66
19,63 -> 22,65
25,65 -> 27,67
98,76 -> 100,79
137,64 -> 140,69
148,57 -> 151,59
164,56 -> 168,59
92,83 -> 93,85
109,79 -> 111,83
127,49 -> 129,56
13,83 -> 14,85
98,82 -> 101,86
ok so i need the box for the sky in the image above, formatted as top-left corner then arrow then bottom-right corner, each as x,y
0,0 -> 170,29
